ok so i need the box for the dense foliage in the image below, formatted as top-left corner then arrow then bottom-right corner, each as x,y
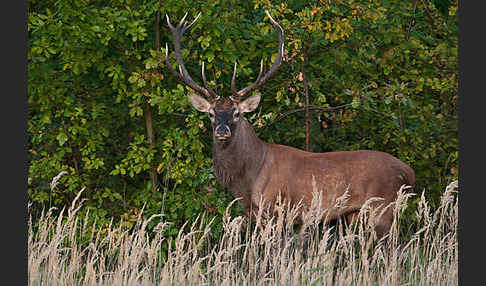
28,0 -> 458,241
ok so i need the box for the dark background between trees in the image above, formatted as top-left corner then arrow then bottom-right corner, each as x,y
28,0 -> 457,243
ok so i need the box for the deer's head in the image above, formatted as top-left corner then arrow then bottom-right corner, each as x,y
165,11 -> 284,145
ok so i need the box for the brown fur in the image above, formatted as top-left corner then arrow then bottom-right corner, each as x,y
212,118 -> 415,237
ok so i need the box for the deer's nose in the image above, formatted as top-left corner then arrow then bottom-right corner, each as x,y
215,124 -> 231,138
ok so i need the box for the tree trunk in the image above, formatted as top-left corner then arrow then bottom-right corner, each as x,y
142,1 -> 163,192
302,50 -> 311,152
144,100 -> 158,191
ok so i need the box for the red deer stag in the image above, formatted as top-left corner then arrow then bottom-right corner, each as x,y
165,11 -> 415,237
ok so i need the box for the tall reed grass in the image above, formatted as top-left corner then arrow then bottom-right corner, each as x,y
28,181 -> 458,285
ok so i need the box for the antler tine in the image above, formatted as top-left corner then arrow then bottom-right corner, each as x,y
165,14 -> 174,29
165,12 -> 217,100
255,59 -> 264,85
231,61 -> 238,100
233,10 -> 284,100
260,10 -> 285,83
232,59 -> 264,102
265,10 -> 284,37
178,12 -> 189,28
165,42 -> 183,79
202,62 -> 219,99
182,12 -> 201,35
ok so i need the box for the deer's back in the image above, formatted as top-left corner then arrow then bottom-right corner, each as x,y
256,145 -> 414,210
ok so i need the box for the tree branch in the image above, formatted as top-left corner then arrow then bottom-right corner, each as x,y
257,103 -> 352,130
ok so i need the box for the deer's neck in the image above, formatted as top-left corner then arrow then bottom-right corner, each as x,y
212,119 -> 266,193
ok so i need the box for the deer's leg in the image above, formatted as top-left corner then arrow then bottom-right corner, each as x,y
374,207 -> 394,239
343,211 -> 360,233
345,211 -> 359,226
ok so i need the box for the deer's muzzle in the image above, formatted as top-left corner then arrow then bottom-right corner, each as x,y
215,124 -> 231,140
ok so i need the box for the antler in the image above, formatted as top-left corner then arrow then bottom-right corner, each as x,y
230,10 -> 285,102
165,12 -> 219,101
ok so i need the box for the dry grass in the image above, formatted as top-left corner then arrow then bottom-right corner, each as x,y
28,181 -> 458,285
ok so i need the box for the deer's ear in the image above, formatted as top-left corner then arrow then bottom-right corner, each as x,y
188,93 -> 211,112
238,93 -> 261,113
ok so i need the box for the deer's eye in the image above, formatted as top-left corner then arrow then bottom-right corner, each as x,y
209,112 -> 215,119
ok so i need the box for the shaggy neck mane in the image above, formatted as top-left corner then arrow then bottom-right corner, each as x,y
212,119 -> 266,193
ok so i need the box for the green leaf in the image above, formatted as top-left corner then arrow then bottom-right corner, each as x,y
56,133 -> 68,146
